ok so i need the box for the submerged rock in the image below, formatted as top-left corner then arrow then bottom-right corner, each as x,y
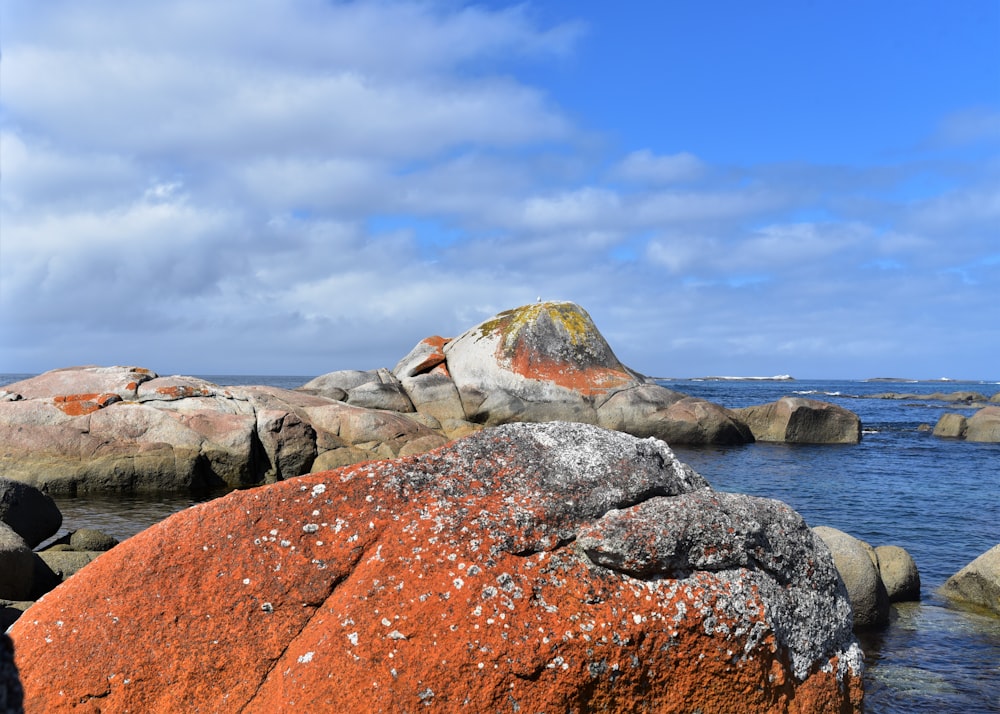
10,423 -> 862,713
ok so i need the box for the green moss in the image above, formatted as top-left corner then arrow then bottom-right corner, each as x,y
476,302 -> 592,347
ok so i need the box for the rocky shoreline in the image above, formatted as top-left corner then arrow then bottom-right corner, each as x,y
1,301 -> 997,712
0,302 -> 865,497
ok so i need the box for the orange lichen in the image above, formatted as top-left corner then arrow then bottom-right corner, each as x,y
53,393 -> 121,416
407,336 -> 449,375
509,347 -> 634,396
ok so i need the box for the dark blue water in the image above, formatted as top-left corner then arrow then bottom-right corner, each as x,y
4,374 -> 999,712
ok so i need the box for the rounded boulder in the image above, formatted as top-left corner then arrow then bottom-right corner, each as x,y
813,526 -> 890,628
11,423 -> 863,713
940,544 -> 1000,615
874,545 -> 920,602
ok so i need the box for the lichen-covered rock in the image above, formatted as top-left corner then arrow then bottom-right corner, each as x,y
734,397 -> 861,444
3,365 -> 155,412
940,544 -> 1000,615
874,545 -> 920,602
0,371 -> 412,494
438,301 -> 754,445
0,479 -> 62,549
392,335 -> 449,379
813,527 -> 889,628
11,423 -> 862,713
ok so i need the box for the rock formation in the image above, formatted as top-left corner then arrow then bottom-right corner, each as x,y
734,397 -> 861,444
0,634 -> 22,714
0,302 -> 864,494
11,423 -> 863,713
932,406 -> 1000,443
812,527 -> 891,629
940,544 -> 1000,616
873,545 -> 921,603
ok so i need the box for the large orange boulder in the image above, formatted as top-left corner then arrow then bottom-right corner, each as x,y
12,422 -> 862,713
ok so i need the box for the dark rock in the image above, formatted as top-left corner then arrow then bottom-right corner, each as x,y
0,479 -> 62,549
0,633 -> 23,714
0,525 -> 33,602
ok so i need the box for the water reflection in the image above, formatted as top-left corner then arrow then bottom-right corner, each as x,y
43,492 -> 226,547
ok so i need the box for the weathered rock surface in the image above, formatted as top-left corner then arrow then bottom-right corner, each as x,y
0,369 -> 440,493
933,412 -> 968,438
940,544 -> 1000,615
874,545 -> 920,602
0,480 -> 61,549
965,406 -> 1000,442
933,406 -> 1000,442
734,398 -> 861,444
1,303 -> 863,495
11,423 -> 863,713
399,302 -> 754,445
813,527 -> 890,628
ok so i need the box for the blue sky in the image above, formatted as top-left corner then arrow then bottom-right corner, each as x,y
1,1 -> 998,379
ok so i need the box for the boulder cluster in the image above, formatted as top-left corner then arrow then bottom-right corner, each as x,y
10,422 -> 865,713
0,302 -> 861,496
812,527 -> 921,629
932,406 -> 1000,441
0,479 -> 118,631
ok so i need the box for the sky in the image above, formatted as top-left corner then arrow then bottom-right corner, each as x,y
1,1 -> 998,380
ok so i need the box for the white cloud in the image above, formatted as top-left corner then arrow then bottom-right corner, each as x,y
612,150 -> 706,184
1,1 -> 997,378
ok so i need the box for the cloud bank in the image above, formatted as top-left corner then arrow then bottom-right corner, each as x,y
2,1 -> 997,379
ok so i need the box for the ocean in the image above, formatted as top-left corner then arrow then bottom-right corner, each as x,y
3,373 -> 998,712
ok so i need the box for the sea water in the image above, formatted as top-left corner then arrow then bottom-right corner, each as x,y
3,374 -> 998,712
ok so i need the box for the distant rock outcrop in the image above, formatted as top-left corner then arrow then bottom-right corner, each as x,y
10,422 -> 863,713
420,302 -> 753,445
